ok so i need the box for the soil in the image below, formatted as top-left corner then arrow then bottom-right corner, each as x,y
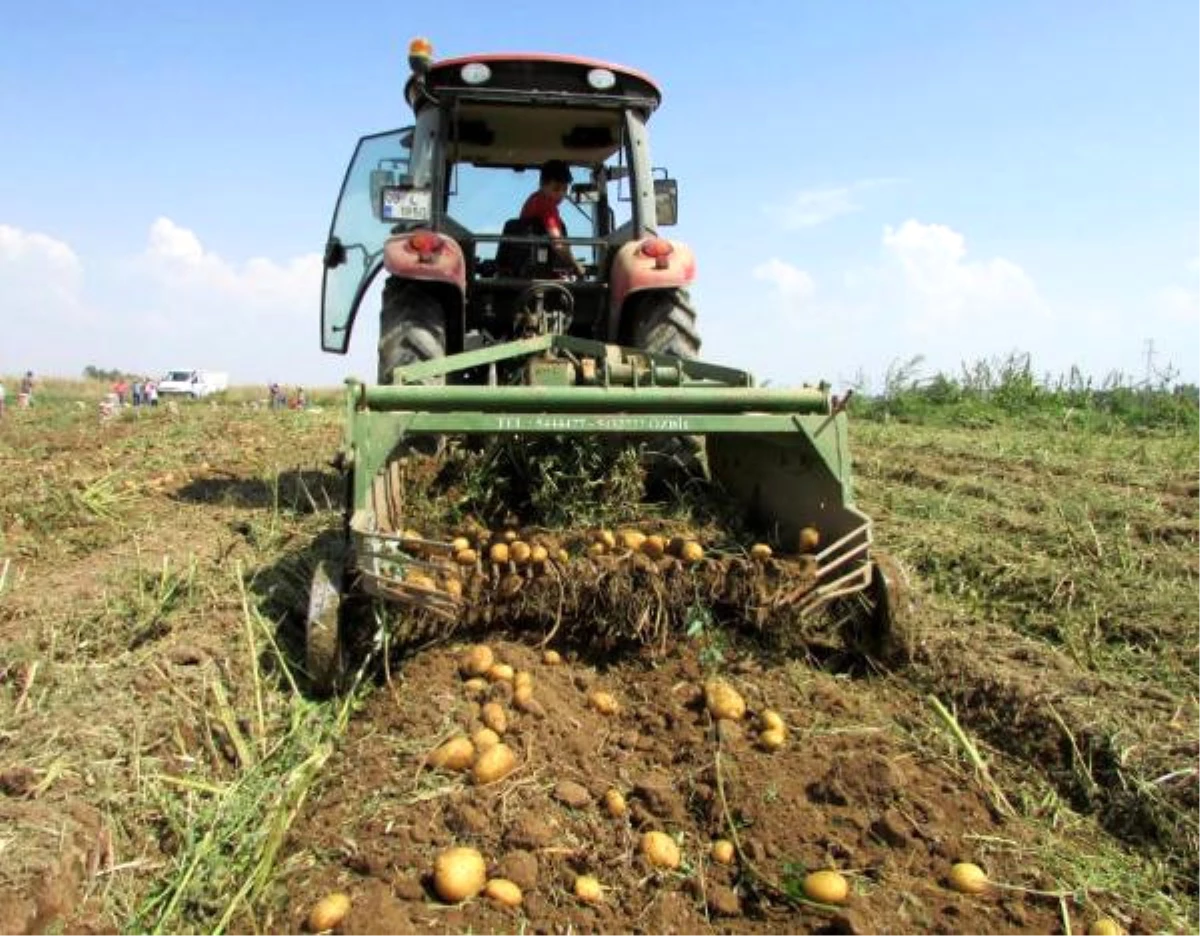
274,637 -> 1065,935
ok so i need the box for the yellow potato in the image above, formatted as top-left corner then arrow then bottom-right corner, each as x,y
433,847 -> 487,902
710,839 -> 736,865
542,649 -> 562,665
760,710 -> 785,732
948,862 -> 989,895
803,869 -> 849,905
641,831 -> 681,870
704,678 -> 746,721
462,677 -> 489,697
472,743 -> 517,785
509,541 -> 532,565
589,690 -> 620,715
307,892 -> 351,932
749,543 -> 773,561
679,541 -> 704,564
593,529 -> 616,550
481,701 -> 508,734
640,534 -> 666,559
1088,918 -> 1124,936
472,727 -> 501,751
798,526 -> 821,553
513,670 -> 534,692
460,645 -> 494,677
489,542 -> 510,564
483,878 -> 523,908
454,548 -> 478,566
573,874 -> 603,903
758,727 -> 786,751
451,536 -> 471,552
487,663 -> 515,683
427,736 -> 475,771
618,529 -> 646,552
442,577 -> 463,599
603,788 -> 627,817
530,544 -> 549,565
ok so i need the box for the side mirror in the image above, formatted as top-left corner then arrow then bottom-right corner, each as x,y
654,178 -> 678,226
571,183 -> 600,204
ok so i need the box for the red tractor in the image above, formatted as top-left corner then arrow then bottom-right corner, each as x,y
321,39 -> 699,382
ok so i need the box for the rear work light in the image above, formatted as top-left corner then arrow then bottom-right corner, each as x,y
640,237 -> 673,268
407,230 -> 444,262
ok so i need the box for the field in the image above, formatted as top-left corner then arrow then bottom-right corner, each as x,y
0,380 -> 1195,935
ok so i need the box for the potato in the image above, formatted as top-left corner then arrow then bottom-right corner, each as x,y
442,577 -> 463,599
760,710 -> 785,732
427,736 -> 475,771
501,528 -> 519,543
1088,919 -> 1124,936
618,529 -> 646,552
472,727 -> 501,751
749,543 -> 773,561
530,544 -> 549,565
472,743 -> 518,785
710,839 -> 736,865
593,529 -> 616,549
513,670 -> 534,692
509,541 -> 532,565
433,846 -> 487,902
641,831 -> 681,870
556,548 -> 570,564
798,526 -> 821,553
948,862 -> 989,894
573,874 -> 603,903
462,677 -> 489,697
487,663 -> 515,683
758,727 -> 786,751
483,878 -> 523,908
704,679 -> 746,721
679,541 -> 705,564
589,690 -> 620,715
640,534 -> 666,559
307,892 -> 351,932
460,645 -> 495,677
489,542 -> 510,564
587,541 -> 607,557
603,788 -> 627,817
454,548 -> 478,567
481,701 -> 508,734
542,649 -> 562,665
803,869 -> 849,905
405,573 -> 436,591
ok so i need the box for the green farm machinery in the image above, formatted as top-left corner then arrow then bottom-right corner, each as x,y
308,40 -> 907,692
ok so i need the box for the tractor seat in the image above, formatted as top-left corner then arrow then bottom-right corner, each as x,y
494,217 -> 571,278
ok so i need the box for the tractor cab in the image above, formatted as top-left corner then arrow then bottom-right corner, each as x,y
321,40 -> 692,381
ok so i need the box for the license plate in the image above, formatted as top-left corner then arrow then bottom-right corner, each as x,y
381,187 -> 431,222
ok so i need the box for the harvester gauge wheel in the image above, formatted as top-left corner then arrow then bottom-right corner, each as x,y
306,558 -> 344,696
868,551 -> 919,665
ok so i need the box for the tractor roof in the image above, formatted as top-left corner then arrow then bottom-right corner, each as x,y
405,53 -> 662,118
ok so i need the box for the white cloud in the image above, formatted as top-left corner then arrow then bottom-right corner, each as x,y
881,220 -> 1042,332
766,178 -> 897,229
752,258 -> 816,305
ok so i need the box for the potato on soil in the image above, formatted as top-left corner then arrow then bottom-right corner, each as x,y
618,529 -> 646,552
454,548 -> 478,567
542,649 -> 562,665
509,541 -> 532,565
680,541 -> 705,564
758,727 -> 786,751
603,788 -> 627,817
640,534 -> 667,559
472,727 -> 501,751
487,663 -> 515,683
472,743 -> 518,785
307,892 -> 351,932
404,573 -> 436,591
489,542 -> 510,564
427,736 -> 475,771
948,862 -> 989,894
433,846 -> 487,903
803,869 -> 849,905
587,541 -> 607,557
760,709 -> 785,732
442,577 -> 463,599
481,702 -> 508,734
451,536 -> 471,553
1088,919 -> 1124,936
641,831 -> 681,870
749,543 -> 773,561
483,878 -> 523,908
593,529 -> 616,550
574,874 -> 603,903
513,670 -> 533,692
530,544 -> 549,565
462,677 -> 489,697
798,525 -> 821,553
704,678 -> 746,721
710,839 -> 735,865
460,645 -> 494,677
589,690 -> 620,715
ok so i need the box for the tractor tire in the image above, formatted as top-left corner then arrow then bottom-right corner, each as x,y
378,278 -> 446,385
630,288 -> 701,359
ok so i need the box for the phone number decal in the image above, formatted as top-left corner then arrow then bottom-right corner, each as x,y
496,415 -> 691,432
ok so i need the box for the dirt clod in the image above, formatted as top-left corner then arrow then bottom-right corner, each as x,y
553,780 -> 592,809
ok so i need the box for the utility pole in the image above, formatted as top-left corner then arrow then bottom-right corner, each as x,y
1143,339 -> 1156,388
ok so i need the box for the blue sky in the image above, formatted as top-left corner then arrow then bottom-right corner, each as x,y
2,0 -> 1196,390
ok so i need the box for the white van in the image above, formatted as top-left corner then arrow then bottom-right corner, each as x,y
157,370 -> 230,399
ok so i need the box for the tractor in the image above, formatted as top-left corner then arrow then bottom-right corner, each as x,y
310,40 -> 909,693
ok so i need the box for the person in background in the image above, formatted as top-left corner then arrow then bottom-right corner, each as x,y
132,379 -> 144,408
19,371 -> 34,407
269,381 -> 282,410
146,380 -> 159,407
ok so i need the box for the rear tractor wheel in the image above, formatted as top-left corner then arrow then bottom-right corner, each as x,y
629,287 -> 701,360
378,278 -> 447,385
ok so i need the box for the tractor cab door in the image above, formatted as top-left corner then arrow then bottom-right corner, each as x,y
321,127 -> 423,353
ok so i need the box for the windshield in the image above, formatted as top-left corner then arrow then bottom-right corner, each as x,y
165,371 -> 193,382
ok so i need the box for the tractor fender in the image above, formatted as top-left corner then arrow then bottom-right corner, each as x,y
608,238 -> 696,330
383,232 -> 467,295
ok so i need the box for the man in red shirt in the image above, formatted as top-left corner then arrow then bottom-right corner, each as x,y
519,160 -> 586,277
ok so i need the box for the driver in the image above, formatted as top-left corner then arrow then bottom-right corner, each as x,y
520,160 -> 587,277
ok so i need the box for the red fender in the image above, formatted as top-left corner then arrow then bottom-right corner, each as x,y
383,231 -> 467,294
608,238 -> 696,324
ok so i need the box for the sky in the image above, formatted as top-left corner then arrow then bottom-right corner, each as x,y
1,0 -> 1197,391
